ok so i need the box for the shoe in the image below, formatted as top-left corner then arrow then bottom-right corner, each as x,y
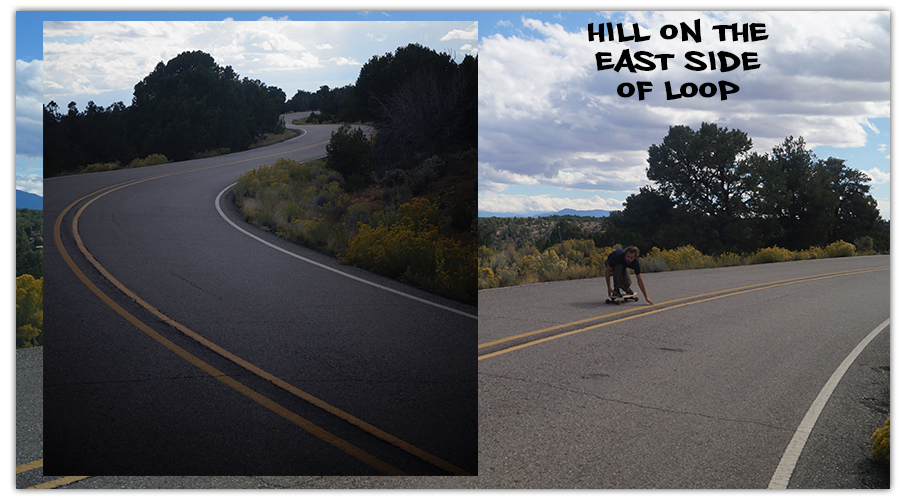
610,290 -> 623,298
624,289 -> 635,296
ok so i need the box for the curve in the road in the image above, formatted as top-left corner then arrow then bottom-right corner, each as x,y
215,183 -> 477,320
767,317 -> 890,489
53,154 -> 473,476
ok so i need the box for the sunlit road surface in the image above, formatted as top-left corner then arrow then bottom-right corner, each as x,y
475,255 -> 889,488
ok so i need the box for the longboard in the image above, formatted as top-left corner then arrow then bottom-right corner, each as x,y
605,294 -> 638,305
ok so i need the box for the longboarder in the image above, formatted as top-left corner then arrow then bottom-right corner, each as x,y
604,246 -> 653,305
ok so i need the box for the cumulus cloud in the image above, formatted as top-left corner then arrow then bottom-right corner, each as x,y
16,172 -> 44,197
42,20 -> 476,107
15,154 -> 43,196
442,22 -> 478,41
330,56 -> 361,66
865,167 -> 890,184
15,59 -> 43,158
478,11 -> 890,213
478,191 -> 625,214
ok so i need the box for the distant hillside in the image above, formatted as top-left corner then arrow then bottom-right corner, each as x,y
479,208 -> 611,218
16,190 -> 43,210
477,213 -> 607,251
539,208 -> 611,218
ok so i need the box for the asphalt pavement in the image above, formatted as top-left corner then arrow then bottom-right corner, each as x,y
16,256 -> 891,489
32,115 -> 476,481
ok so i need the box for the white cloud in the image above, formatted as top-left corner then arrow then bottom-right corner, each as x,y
865,167 -> 890,184
15,59 -> 43,158
42,20 -> 476,107
478,11 -> 890,213
330,57 -> 361,66
442,22 -> 477,41
16,155 -> 43,196
16,172 -> 44,197
478,191 -> 625,214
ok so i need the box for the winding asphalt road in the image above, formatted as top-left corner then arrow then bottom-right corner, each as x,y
39,113 -> 477,478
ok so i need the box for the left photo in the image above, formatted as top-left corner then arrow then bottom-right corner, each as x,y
17,12 -> 477,480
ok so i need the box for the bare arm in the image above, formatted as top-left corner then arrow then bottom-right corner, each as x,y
636,274 -> 653,305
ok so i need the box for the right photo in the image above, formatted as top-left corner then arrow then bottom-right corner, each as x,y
476,10 -> 890,489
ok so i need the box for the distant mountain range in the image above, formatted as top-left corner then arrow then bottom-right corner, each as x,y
479,208 -> 611,218
16,190 -> 43,210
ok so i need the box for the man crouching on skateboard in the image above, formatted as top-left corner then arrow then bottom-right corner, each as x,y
605,246 -> 653,305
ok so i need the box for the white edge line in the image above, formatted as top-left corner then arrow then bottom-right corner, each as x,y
767,317 -> 890,489
215,183 -> 477,320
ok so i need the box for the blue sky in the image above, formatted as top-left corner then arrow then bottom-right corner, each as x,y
12,3 -> 893,222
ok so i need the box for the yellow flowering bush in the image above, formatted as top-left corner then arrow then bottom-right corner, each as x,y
717,252 -> 744,267
645,245 -> 716,271
871,416 -> 890,465
824,240 -> 856,258
16,274 -> 43,348
81,161 -> 120,173
233,153 -> 476,304
791,246 -> 827,260
343,198 -> 475,303
126,153 -> 169,169
747,246 -> 793,264
518,250 -> 567,281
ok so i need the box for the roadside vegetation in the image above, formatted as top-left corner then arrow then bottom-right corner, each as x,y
16,209 -> 43,348
234,139 -> 476,305
870,416 -> 890,465
478,237 -> 874,289
233,43 -> 477,305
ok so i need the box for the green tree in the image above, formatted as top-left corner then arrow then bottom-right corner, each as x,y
353,43 -> 459,123
325,124 -> 373,191
372,60 -> 477,170
16,209 -> 43,279
130,50 -> 284,161
819,157 -> 885,245
646,122 -> 753,252
741,136 -> 838,249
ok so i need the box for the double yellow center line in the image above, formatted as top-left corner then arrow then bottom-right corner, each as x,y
52,152 -> 470,476
478,266 -> 888,361
17,459 -> 88,489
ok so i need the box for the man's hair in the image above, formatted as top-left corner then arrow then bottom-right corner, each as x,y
624,245 -> 640,257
